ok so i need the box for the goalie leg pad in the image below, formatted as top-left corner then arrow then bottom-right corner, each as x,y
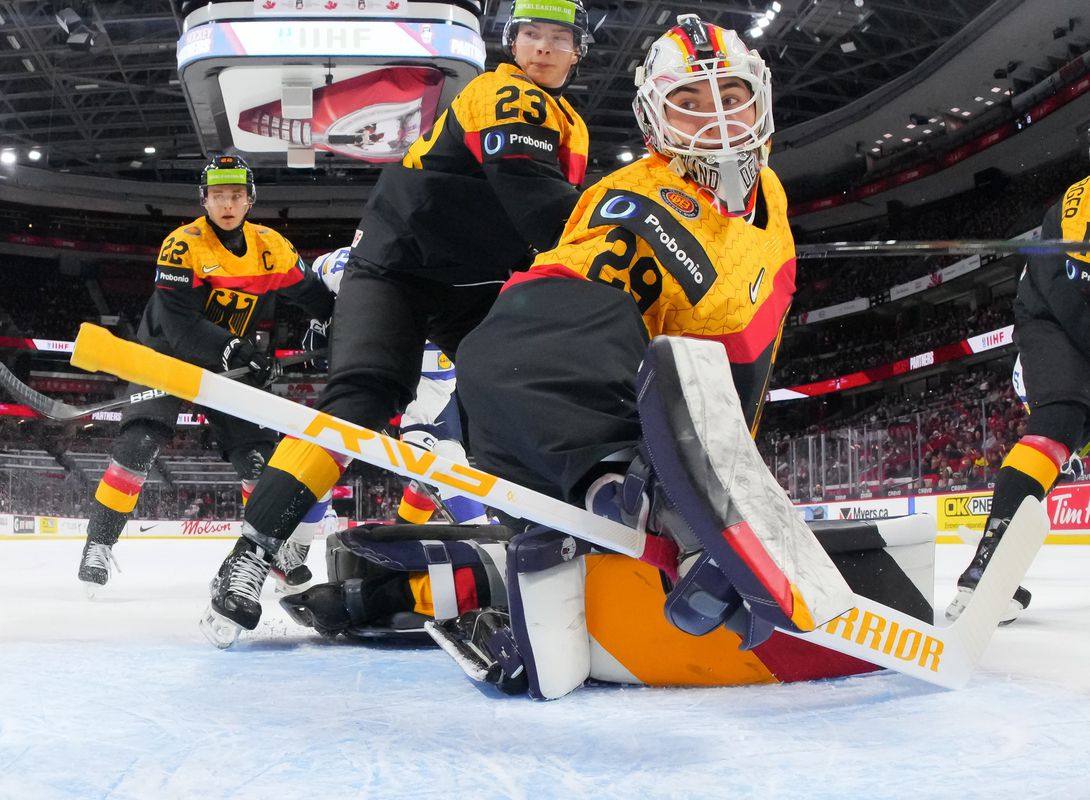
636,337 -> 853,633
506,528 -> 592,700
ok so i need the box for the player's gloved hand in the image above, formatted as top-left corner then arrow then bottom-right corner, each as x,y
302,318 -> 330,371
221,337 -> 282,387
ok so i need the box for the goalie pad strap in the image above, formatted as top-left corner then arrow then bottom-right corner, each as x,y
422,541 -> 460,620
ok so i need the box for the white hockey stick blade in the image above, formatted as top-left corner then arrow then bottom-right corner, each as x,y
69,324 -> 675,574
782,496 -> 1049,689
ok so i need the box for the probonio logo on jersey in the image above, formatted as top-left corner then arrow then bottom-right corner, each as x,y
590,189 -> 716,304
155,266 -> 192,288
480,123 -> 560,163
483,131 -> 506,155
659,188 -> 700,219
598,195 -> 639,220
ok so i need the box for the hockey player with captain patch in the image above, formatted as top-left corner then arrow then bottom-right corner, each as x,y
77,155 -> 335,598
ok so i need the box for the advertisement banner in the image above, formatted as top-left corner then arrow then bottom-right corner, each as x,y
123,519 -> 246,538
0,514 -> 11,535
889,256 -> 982,302
1045,483 -> 1090,532
829,497 -> 911,521
13,515 -> 36,534
38,516 -> 59,534
796,297 -> 870,325
936,492 -> 992,532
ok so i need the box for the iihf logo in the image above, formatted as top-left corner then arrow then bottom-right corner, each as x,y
483,131 -> 505,155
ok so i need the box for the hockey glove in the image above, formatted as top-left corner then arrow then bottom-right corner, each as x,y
221,338 -> 282,387
302,318 -> 330,371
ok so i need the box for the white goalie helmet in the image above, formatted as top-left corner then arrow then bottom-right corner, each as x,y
634,14 -> 774,215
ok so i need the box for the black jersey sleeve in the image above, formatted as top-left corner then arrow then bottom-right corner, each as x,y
481,155 -> 582,252
276,255 -> 336,321
1025,202 -> 1090,357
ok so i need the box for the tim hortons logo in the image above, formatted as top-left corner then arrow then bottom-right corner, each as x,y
1049,491 -> 1090,528
303,413 -> 497,497
181,520 -> 235,536
820,607 -> 944,672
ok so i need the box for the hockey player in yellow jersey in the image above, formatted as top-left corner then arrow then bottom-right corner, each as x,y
279,17 -> 855,699
199,0 -> 593,646
455,14 -> 852,673
78,155 -> 334,597
947,172 -> 1090,625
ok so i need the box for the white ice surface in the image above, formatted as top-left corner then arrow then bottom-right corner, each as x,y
2,538 -> 1089,800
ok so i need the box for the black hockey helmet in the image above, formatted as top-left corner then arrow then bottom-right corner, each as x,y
199,153 -> 256,203
502,0 -> 592,59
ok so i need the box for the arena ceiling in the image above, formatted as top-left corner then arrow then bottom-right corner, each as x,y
0,0 -> 1033,186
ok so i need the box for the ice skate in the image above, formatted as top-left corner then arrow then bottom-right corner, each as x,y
280,582 -> 354,636
78,540 -> 119,599
946,517 -> 1032,625
271,535 -> 313,594
199,537 -> 274,649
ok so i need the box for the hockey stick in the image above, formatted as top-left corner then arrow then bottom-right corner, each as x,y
0,349 -> 325,421
69,323 -> 1045,688
781,495 -> 1047,689
68,323 -> 676,574
796,238 -> 1089,259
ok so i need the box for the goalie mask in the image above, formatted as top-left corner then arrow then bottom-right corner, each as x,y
634,15 -> 773,216
200,153 -> 256,204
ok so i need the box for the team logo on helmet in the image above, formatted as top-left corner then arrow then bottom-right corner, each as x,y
659,188 -> 700,219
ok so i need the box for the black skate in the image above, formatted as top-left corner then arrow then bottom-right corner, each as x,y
280,582 -> 354,636
271,537 -> 313,594
280,579 -> 431,640
946,520 -> 1032,625
426,609 -> 528,695
199,537 -> 274,649
78,539 -> 119,599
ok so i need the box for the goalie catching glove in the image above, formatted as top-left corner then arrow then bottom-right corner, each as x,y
221,338 -> 281,387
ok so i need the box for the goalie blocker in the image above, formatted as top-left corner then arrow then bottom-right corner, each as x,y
304,512 -> 936,700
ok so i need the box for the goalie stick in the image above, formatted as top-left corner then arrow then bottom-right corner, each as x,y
69,322 -> 1048,689
796,238 -> 1089,259
0,349 -> 324,422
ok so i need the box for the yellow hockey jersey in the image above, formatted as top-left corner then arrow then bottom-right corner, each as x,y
139,217 -> 333,368
517,155 -> 796,430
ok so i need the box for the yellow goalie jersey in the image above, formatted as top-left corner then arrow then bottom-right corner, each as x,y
524,155 -> 796,430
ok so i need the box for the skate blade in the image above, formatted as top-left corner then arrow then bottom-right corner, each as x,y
199,604 -> 244,649
273,577 -> 313,596
946,587 -> 1024,625
81,580 -> 103,600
